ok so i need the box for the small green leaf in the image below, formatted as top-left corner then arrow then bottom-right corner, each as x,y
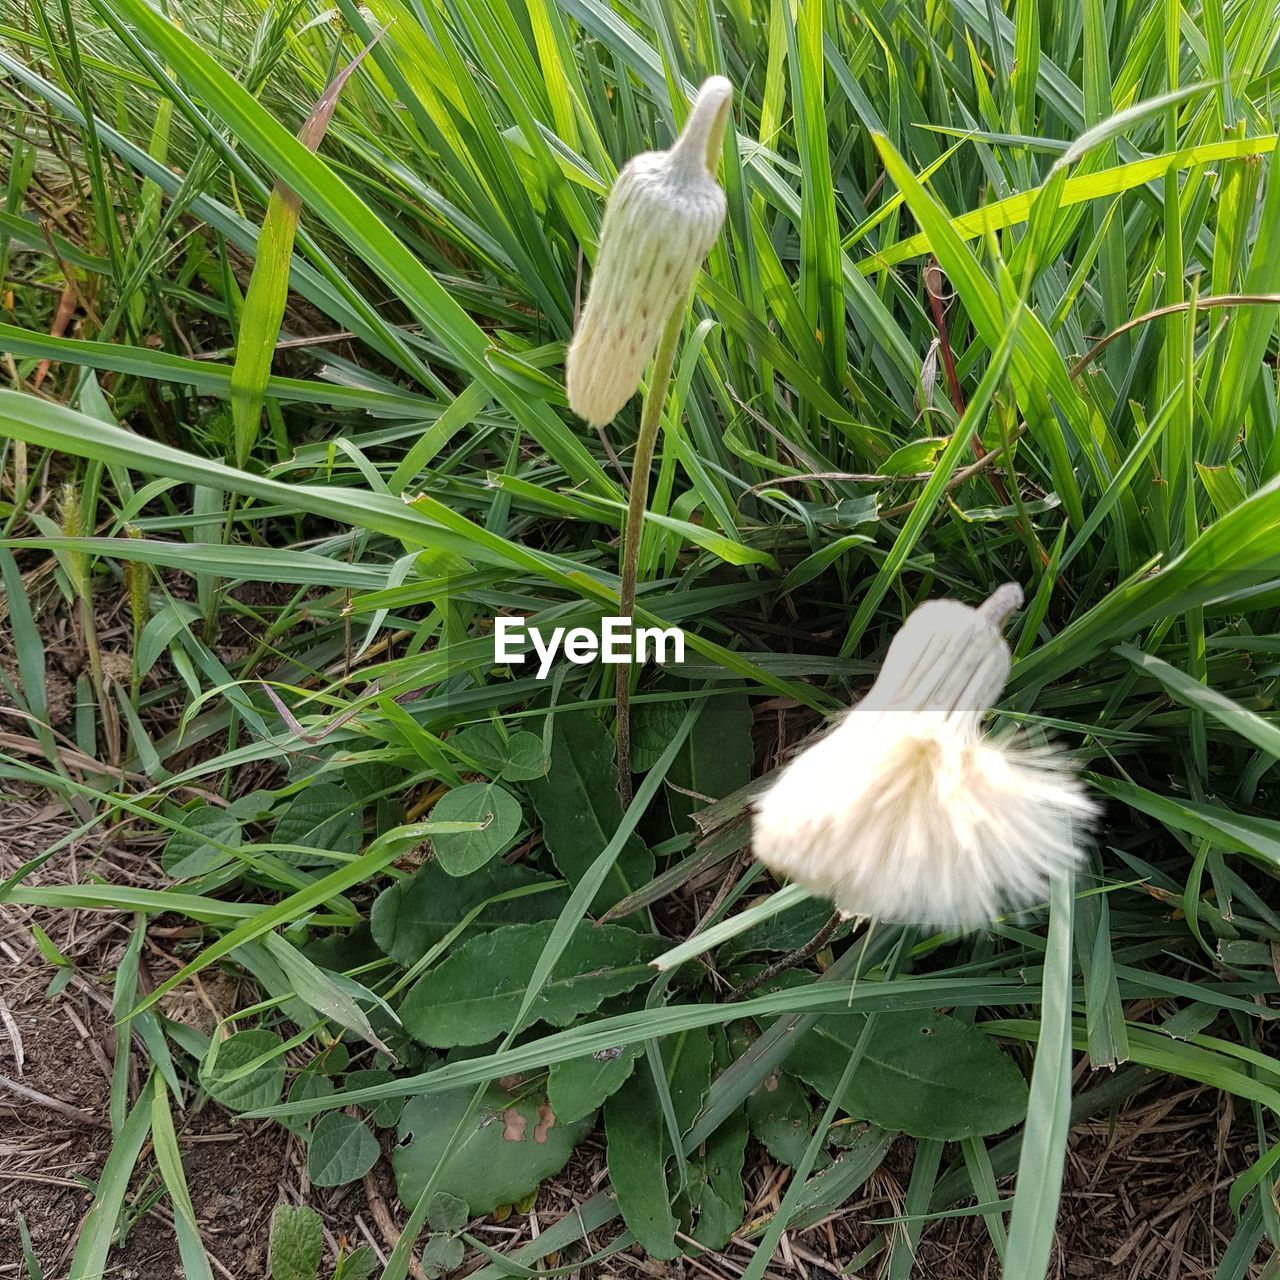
162,805 -> 241,878
308,1112 -> 380,1187
201,1029 -> 285,1113
274,783 -> 361,858
452,723 -> 511,775
400,921 -> 660,1047
333,1245 -> 377,1280
268,1204 -> 323,1280
745,1070 -> 820,1169
878,436 -> 949,475
547,1040 -> 644,1124
451,726 -> 545,781
281,1071 -> 334,1136
421,1235 -> 465,1279
431,782 -> 523,875
345,1069 -> 404,1127
426,1191 -> 469,1234
630,701 -> 687,773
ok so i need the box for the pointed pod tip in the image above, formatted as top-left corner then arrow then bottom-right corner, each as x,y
978,583 -> 1024,629
694,74 -> 733,108
673,75 -> 735,176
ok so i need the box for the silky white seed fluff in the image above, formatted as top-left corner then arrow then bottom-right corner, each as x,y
566,76 -> 731,427
752,585 -> 1097,930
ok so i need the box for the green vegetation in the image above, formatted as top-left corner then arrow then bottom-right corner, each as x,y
3,0 -> 1280,1276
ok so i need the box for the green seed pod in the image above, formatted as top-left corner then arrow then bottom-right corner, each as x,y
566,76 -> 732,427
125,524 -> 150,637
59,481 -> 89,598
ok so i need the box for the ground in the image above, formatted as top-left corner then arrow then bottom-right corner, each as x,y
0,786 -> 1263,1279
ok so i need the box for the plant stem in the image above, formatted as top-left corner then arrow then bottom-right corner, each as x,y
615,306 -> 684,807
729,909 -> 843,998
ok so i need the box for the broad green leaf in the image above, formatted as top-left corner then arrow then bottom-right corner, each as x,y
744,1069 -> 819,1168
630,700 -> 688,773
334,1244 -> 377,1280
393,1086 -> 592,1215
369,860 -> 567,967
273,784 -> 362,859
282,1072 -> 335,1136
501,732 -> 549,782
680,1105 -> 749,1250
344,1069 -> 404,1128
722,898 -> 839,961
308,1112 -> 380,1187
525,710 -> 654,915
452,723 -> 512,774
245,972 -> 1036,1122
604,1068 -> 679,1259
788,1008 -> 1028,1139
452,725 -> 548,782
666,694 -> 753,832
400,921 -> 660,1047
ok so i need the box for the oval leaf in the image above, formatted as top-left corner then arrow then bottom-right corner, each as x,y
200,1029 -> 284,1113
400,921 -> 661,1048
308,1111 -> 379,1187
162,804 -> 241,879
393,1087 -> 591,1215
431,782 -> 522,876
370,860 -> 568,967
788,1008 -> 1027,1139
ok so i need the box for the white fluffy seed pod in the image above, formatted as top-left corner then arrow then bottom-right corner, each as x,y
565,76 -> 732,427
753,584 -> 1097,931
